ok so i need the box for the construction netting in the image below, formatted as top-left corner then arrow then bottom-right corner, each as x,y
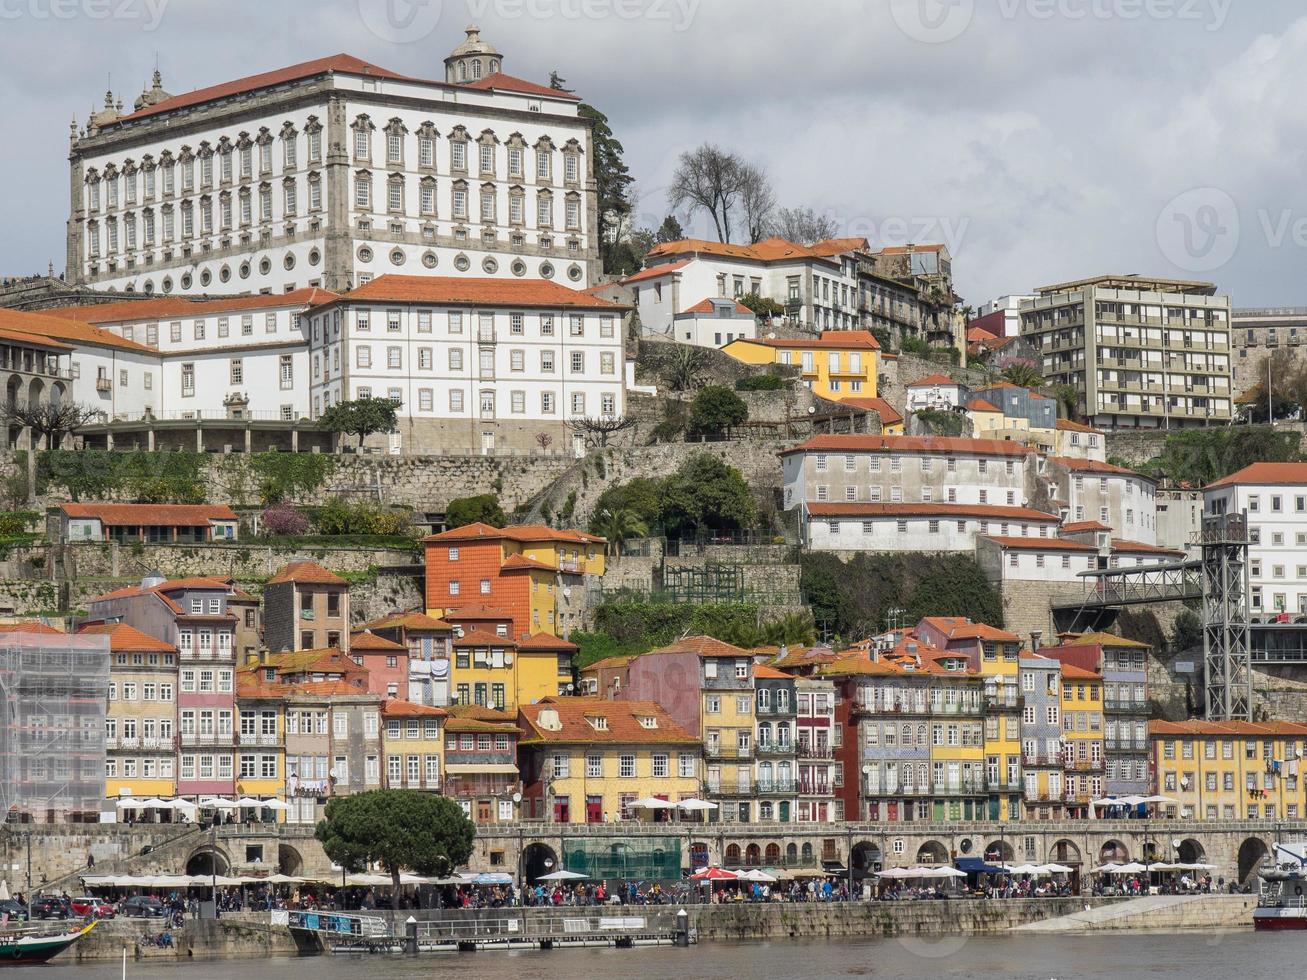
0,631 -> 110,823
562,836 -> 683,882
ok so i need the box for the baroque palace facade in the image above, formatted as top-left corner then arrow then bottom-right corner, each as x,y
65,28 -> 599,298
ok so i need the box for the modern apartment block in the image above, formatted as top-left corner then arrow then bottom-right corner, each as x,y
1021,275 -> 1233,429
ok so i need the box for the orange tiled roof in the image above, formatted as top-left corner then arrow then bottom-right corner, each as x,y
681,297 -> 753,315
875,243 -> 946,255
806,237 -> 871,257
1059,663 -> 1102,681
1112,539 -> 1185,557
518,699 -> 697,745
621,260 -> 691,285
1055,419 -> 1100,434
1050,456 -> 1151,479
752,664 -> 793,680
516,632 -> 578,653
53,288 -> 337,324
76,622 -> 174,652
500,554 -> 559,573
453,627 -> 516,648
968,399 -> 1002,413
88,575 -> 234,604
648,236 -> 836,264
61,502 -> 236,526
266,560 -> 346,586
646,634 -> 751,658
441,602 -> 512,621
731,329 -> 880,352
1150,719 -> 1307,737
0,622 -> 63,634
838,397 -> 903,427
381,698 -> 447,718
580,655 -> 635,672
0,324 -> 72,351
424,522 -> 603,545
807,502 -> 1059,522
349,631 -> 408,653
919,617 -> 1020,642
316,275 -> 625,310
112,54 -> 414,124
1061,521 -> 1111,533
984,535 -> 1097,552
780,434 -> 1033,458
358,611 -> 452,632
908,373 -> 963,387
0,308 -> 154,353
461,71 -> 581,100
1207,462 -> 1307,489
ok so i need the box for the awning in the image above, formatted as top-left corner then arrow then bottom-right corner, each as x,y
955,858 -> 1008,874
444,763 -> 519,774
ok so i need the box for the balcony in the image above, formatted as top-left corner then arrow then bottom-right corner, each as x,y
704,744 -> 754,761
1103,699 -> 1146,713
179,732 -> 235,747
1068,758 -> 1104,772
984,694 -> 1024,710
96,377 -> 112,392
1022,753 -> 1063,767
798,781 -> 833,796
705,777 -> 753,796
755,779 -> 797,795
300,609 -> 315,621
755,702 -> 797,716
239,733 -> 281,747
988,779 -> 1024,793
478,325 -> 496,343
120,736 -> 139,749
1104,738 -> 1148,752
855,697 -> 929,716
797,744 -> 833,760
755,741 -> 795,756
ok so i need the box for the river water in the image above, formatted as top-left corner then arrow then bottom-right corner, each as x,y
39,932 -> 1300,980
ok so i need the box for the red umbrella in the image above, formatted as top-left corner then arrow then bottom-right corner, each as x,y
690,867 -> 737,881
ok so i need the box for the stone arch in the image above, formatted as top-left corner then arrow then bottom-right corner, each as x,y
984,839 -> 1014,863
916,840 -> 949,865
764,843 -> 781,864
800,842 -> 814,865
1238,837 -> 1269,884
1141,839 -> 1162,863
1176,838 -> 1206,865
185,846 -> 230,876
744,843 -> 761,866
1100,839 -> 1129,863
277,843 -> 303,876
785,843 -> 798,865
522,842 -> 558,884
1050,839 -> 1081,865
50,380 -> 67,410
851,841 -> 883,875
724,843 -> 741,867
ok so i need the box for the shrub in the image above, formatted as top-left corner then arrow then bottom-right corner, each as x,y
261,502 -> 312,536
688,385 -> 749,437
735,374 -> 784,392
445,494 -> 507,529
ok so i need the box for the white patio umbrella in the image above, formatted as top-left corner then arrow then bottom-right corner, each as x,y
629,797 -> 675,809
738,869 -> 777,883
537,870 -> 589,882
1113,862 -> 1148,874
1006,864 -> 1042,875
234,797 -> 265,808
200,797 -> 239,808
1091,862 -> 1122,874
260,799 -> 292,811
1043,863 -> 1074,874
0,880 -> 10,900
677,798 -> 718,811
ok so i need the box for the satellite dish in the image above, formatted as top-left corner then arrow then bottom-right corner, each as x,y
1172,839 -> 1182,849
512,792 -> 522,804
504,653 -> 514,665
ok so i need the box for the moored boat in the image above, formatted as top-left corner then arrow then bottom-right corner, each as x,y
1255,842 -> 1307,930
0,922 -> 95,964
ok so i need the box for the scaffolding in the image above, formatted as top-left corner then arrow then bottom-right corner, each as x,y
562,836 -> 683,882
1201,512 -> 1252,722
0,632 -> 110,824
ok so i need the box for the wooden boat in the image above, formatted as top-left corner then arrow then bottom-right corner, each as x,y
0,922 -> 94,964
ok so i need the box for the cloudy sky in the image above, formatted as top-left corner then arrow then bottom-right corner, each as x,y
3,0 -> 1306,307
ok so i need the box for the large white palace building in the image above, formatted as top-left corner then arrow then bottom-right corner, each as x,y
66,28 -> 599,298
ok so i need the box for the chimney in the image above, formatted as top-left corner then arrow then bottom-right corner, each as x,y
1030,631 -> 1042,652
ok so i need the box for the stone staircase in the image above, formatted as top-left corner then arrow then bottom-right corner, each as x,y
1011,893 -> 1256,932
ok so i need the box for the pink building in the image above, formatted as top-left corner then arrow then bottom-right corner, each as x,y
349,630 -> 410,700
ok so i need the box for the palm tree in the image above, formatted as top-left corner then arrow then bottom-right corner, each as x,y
594,508 -> 648,559
763,611 -> 817,647
664,345 -> 708,392
999,362 -> 1045,389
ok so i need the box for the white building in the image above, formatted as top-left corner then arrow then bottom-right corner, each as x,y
802,502 -> 1062,553
305,274 -> 627,455
1043,457 -> 1157,546
1205,462 -> 1307,617
975,295 -> 1033,338
45,290 -> 331,421
67,29 -> 598,297
624,237 -> 862,338
905,373 -> 969,412
671,298 -> 757,348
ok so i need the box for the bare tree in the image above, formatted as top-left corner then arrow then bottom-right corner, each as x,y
668,144 -> 745,243
770,206 -> 840,245
566,415 -> 637,450
534,432 -> 554,453
0,399 -> 102,448
739,162 -> 777,244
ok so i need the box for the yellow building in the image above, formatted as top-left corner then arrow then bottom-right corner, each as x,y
908,650 -> 988,823
381,699 -> 446,792
450,627 -> 577,712
235,670 -> 286,815
722,330 -> 880,401
1150,721 -> 1307,823
518,699 -> 700,824
81,623 -> 178,802
1060,663 -> 1104,817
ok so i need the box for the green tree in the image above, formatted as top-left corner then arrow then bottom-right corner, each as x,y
316,790 -> 474,908
660,452 -> 757,535
737,292 -> 785,317
590,477 -> 664,531
577,102 -> 634,275
663,345 -> 709,392
592,507 -> 649,558
763,610 -> 817,647
689,385 -> 749,437
1051,383 -> 1081,421
319,397 -> 399,449
1170,608 -> 1203,653
999,361 -> 1044,388
446,493 -> 507,529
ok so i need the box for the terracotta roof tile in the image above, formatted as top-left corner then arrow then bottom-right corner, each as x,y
908,373 -> 963,387
837,397 -> 903,426
729,329 -> 880,352
0,622 -> 63,634
515,632 -> 578,653
1059,663 -> 1102,681
1207,462 -> 1307,489
358,611 -> 452,632
0,308 -> 154,353
681,297 -> 753,315
266,560 -> 346,586
381,699 -> 447,718
349,631 -> 408,653
76,622 -> 175,652
1112,539 -> 1185,556
53,288 -> 338,324
518,700 -> 697,745
752,665 -> 793,680
424,522 -> 603,546
316,275 -> 625,310
645,634 -> 751,658
648,236 -> 835,264
968,398 -> 1002,413
0,325 -> 72,351
1149,720 -> 1307,737
60,503 -> 237,526
500,554 -> 558,573
1050,456 -> 1152,479
621,260 -> 691,284
461,71 -> 581,100
984,535 -> 1097,552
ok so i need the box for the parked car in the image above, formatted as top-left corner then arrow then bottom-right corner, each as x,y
70,896 -> 116,919
0,899 -> 28,922
119,896 -> 166,918
28,897 -> 70,920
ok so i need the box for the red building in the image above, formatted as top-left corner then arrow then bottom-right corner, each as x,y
349,630 -> 410,700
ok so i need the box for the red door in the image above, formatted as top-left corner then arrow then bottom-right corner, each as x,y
553,797 -> 570,823
586,796 -> 602,823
